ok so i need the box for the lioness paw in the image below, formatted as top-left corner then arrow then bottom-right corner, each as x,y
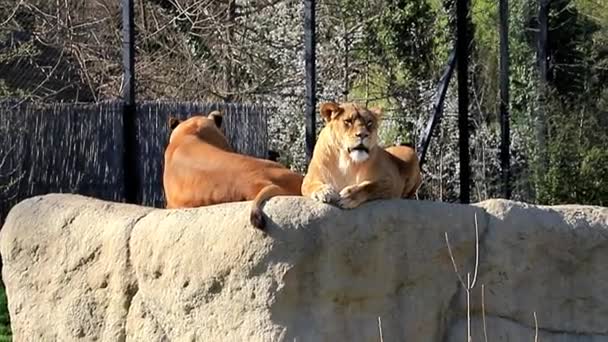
338,185 -> 365,209
339,184 -> 358,197
311,185 -> 339,204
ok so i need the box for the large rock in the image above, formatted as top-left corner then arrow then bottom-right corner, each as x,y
1,194 -> 606,341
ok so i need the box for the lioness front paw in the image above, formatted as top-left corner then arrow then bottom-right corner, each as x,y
338,184 -> 366,209
310,185 -> 339,204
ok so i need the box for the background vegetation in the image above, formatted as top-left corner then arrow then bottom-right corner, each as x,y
1,0 -> 607,206
0,287 -> 9,341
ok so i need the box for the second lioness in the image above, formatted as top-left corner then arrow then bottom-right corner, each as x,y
302,102 -> 422,208
164,111 -> 303,229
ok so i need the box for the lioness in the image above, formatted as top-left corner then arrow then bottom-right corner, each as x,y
163,111 -> 304,229
301,102 -> 422,208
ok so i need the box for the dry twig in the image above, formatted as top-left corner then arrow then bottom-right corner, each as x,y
445,213 -> 480,342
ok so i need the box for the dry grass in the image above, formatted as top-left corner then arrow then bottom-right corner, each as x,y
445,213 -> 480,342
445,213 -> 540,341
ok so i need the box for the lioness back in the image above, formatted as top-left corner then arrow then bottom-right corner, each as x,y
163,112 -> 303,229
385,145 -> 422,199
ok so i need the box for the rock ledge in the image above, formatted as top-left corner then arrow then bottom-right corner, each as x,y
1,194 -> 607,341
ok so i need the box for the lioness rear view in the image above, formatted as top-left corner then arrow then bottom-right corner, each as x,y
302,102 -> 422,208
163,111 -> 303,229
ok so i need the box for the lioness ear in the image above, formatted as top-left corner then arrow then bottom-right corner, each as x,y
369,107 -> 383,121
320,102 -> 343,122
208,110 -> 224,128
168,116 -> 181,130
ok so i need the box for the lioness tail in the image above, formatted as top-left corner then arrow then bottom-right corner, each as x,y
250,184 -> 286,230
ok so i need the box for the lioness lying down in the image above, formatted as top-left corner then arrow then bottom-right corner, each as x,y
163,111 -> 304,229
302,102 -> 422,208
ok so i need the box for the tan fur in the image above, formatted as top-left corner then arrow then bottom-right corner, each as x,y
301,102 -> 422,208
385,145 -> 423,198
163,112 -> 303,229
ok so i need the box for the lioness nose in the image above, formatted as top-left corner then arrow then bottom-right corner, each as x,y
356,131 -> 368,139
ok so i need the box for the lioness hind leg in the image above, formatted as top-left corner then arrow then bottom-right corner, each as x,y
403,175 -> 422,199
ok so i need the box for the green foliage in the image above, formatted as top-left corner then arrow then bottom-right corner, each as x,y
374,0 -> 437,78
0,287 -> 11,341
0,80 -> 26,99
530,0 -> 608,205
535,92 -> 608,206
548,0 -> 601,99
467,0 -> 608,205
579,147 -> 608,206
341,0 -> 608,205
508,0 -> 538,125
348,0 -> 450,143
470,0 -> 499,113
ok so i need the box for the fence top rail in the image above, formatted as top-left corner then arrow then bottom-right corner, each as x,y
0,98 -> 267,108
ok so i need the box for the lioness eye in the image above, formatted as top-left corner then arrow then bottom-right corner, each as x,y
344,119 -> 353,125
366,121 -> 373,128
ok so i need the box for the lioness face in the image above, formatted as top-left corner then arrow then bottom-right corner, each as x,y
320,102 -> 381,163
168,111 -> 231,150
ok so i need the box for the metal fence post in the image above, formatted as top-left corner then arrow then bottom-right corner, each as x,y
417,49 -> 457,167
121,0 -> 138,204
456,0 -> 471,204
304,0 -> 317,164
499,0 -> 511,199
536,0 -> 550,180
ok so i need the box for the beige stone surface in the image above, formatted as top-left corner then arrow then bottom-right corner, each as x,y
447,316 -> 608,342
1,194 -> 606,341
461,200 -> 608,339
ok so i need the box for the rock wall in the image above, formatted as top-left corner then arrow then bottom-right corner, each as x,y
1,194 -> 606,341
